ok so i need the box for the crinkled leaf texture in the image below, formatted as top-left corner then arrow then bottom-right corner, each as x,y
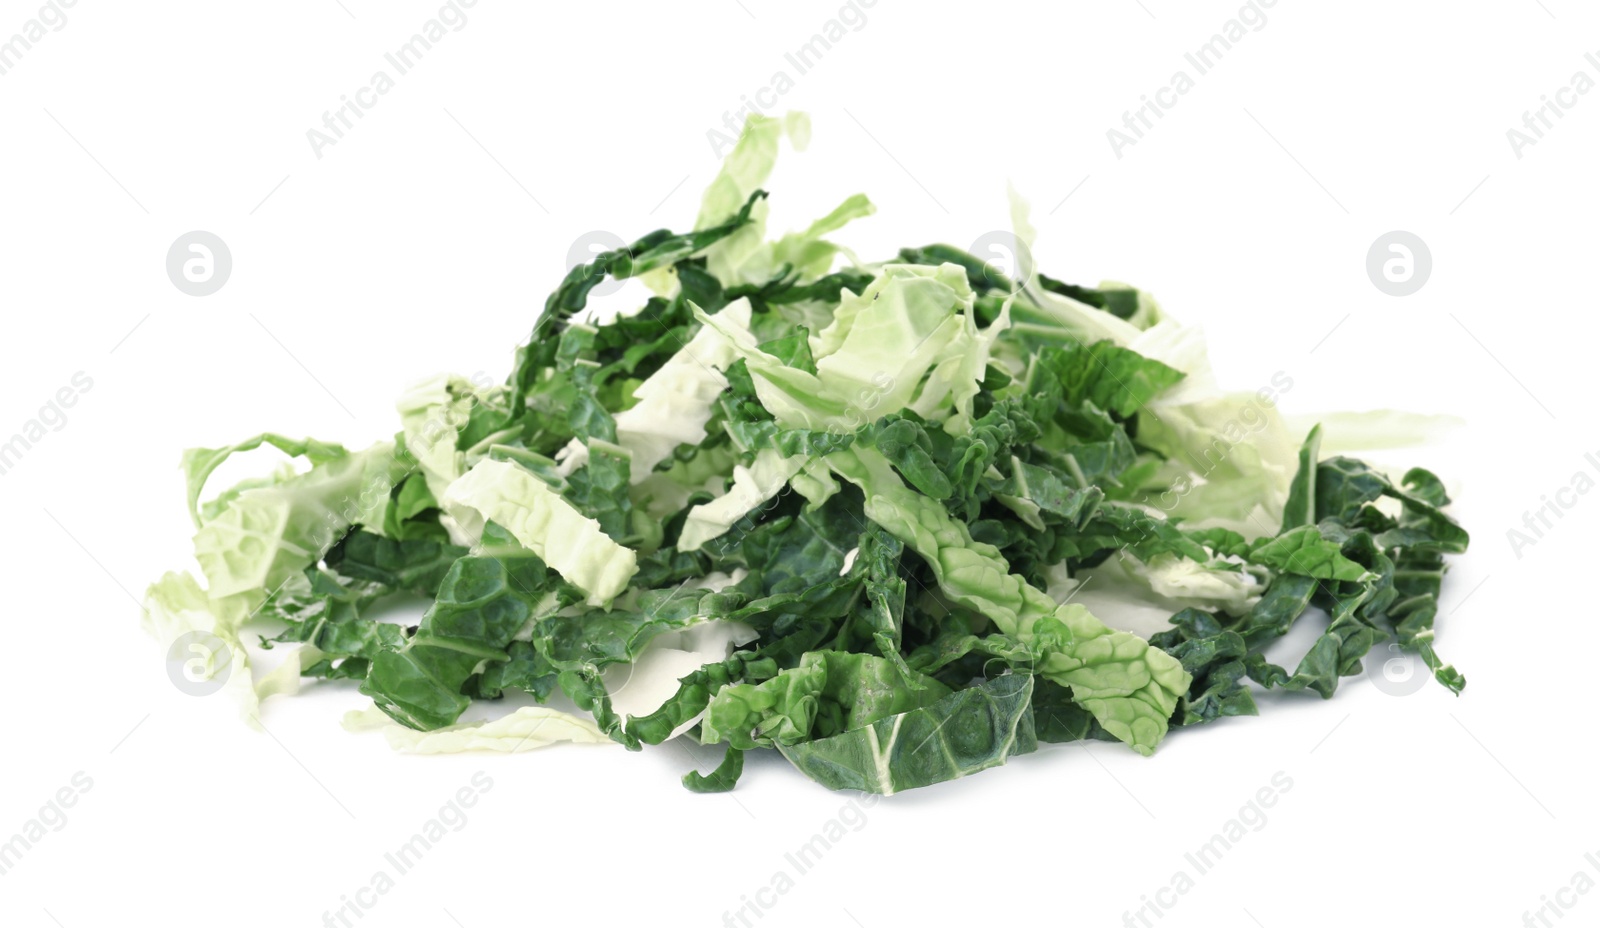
827,446 -> 1189,755
443,458 -> 638,606
777,674 -> 1038,795
193,441 -> 405,603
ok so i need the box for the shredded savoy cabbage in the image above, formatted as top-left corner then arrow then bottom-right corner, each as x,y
145,114 -> 1468,794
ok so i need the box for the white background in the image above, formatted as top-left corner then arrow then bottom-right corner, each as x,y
2,1 -> 1595,926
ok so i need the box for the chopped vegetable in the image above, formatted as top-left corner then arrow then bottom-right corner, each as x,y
144,113 -> 1469,794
